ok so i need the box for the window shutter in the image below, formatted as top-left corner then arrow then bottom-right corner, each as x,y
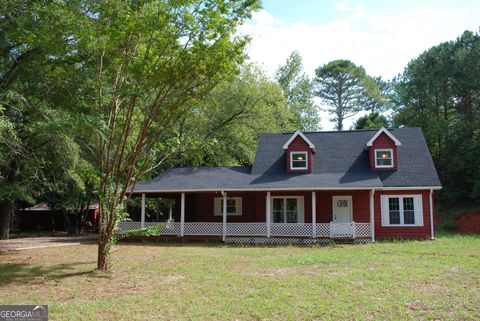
414,195 -> 424,226
214,197 -> 220,216
380,195 -> 389,226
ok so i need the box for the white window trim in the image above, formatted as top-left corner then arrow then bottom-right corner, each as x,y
375,148 -> 394,168
271,196 -> 305,223
290,151 -> 308,170
214,197 -> 242,216
380,195 -> 424,227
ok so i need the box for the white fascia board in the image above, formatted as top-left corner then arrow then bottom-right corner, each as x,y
282,130 -> 316,151
366,127 -> 402,146
130,186 -> 442,194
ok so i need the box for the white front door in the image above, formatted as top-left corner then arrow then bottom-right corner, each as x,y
332,196 -> 353,223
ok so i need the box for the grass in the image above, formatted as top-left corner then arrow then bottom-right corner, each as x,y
0,234 -> 479,320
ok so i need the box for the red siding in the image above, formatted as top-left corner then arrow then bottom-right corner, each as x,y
369,132 -> 398,171
286,136 -> 313,173
192,192 -> 258,222
374,190 -> 432,239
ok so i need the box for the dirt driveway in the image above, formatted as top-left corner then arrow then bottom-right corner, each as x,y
0,235 -> 97,252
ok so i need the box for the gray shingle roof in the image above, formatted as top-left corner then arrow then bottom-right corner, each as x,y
132,127 -> 441,193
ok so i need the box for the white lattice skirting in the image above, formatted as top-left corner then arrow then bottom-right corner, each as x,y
117,221 -> 372,240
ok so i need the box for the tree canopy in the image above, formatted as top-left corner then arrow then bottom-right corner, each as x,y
353,112 -> 389,130
276,51 -> 319,131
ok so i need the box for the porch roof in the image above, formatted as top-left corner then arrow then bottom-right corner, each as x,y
131,166 -> 383,193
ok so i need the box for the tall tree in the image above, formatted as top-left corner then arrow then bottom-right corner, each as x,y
313,60 -> 381,130
90,0 -> 259,270
276,51 -> 319,130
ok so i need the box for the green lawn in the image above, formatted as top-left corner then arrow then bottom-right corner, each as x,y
1,234 -> 479,320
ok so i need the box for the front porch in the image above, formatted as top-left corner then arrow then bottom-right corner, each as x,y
119,190 -> 375,242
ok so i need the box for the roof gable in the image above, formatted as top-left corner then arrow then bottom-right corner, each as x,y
366,127 -> 401,146
282,130 -> 316,152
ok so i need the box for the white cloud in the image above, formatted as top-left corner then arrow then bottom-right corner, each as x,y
335,1 -> 349,12
238,5 -> 480,130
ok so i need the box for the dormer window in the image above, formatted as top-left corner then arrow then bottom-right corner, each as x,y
283,131 -> 315,173
367,128 -> 401,171
290,152 -> 308,170
375,149 -> 394,168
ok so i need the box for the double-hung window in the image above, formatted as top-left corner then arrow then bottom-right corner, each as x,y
375,149 -> 394,168
380,195 -> 423,226
290,152 -> 308,170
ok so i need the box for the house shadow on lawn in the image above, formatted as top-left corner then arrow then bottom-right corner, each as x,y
0,261 -> 98,286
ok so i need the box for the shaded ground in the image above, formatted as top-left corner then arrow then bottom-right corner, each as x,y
0,233 -> 479,320
0,235 -> 97,252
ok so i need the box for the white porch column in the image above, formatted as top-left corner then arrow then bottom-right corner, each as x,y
222,191 -> 227,241
141,193 -> 146,228
369,189 -> 375,242
266,192 -> 271,237
311,191 -> 316,238
429,189 -> 435,240
180,193 -> 185,237
168,200 -> 173,221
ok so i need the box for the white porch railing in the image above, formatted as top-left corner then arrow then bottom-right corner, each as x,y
117,221 -> 371,238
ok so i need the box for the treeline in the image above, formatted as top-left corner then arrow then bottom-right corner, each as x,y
392,31 -> 480,206
0,0 -> 478,242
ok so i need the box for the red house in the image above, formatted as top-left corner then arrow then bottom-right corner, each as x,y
124,128 -> 441,243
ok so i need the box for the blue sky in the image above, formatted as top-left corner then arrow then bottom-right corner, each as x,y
239,0 -> 480,129
262,0 -> 480,25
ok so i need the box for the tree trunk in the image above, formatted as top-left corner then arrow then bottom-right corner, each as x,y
0,160 -> 19,239
0,200 -> 14,239
97,240 -> 108,271
97,204 -> 108,271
